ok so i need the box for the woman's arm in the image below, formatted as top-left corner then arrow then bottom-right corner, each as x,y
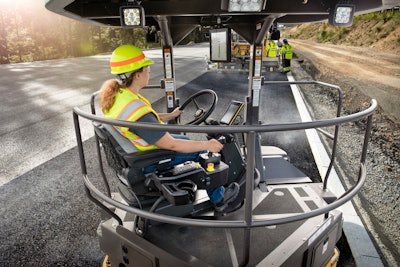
132,112 -> 222,153
155,132 -> 223,153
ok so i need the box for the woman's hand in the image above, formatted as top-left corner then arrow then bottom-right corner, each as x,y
206,139 -> 223,153
158,107 -> 183,122
170,107 -> 183,118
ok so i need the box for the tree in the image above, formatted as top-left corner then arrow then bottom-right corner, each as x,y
0,8 -> 10,63
0,1 -> 156,64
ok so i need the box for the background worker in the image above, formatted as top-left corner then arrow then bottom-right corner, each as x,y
280,38 -> 293,73
264,37 -> 280,71
266,38 -> 278,58
100,45 -> 239,212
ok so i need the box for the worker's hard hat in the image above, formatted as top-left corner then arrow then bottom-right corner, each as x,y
283,38 -> 288,44
110,45 -> 154,75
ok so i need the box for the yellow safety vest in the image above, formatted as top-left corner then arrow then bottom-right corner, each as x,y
105,88 -> 163,151
281,44 -> 293,60
267,41 -> 277,58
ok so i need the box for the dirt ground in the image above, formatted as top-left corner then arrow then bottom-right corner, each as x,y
292,39 -> 400,162
290,39 -> 400,266
291,40 -> 400,119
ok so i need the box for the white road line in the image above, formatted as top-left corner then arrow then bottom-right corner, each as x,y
287,72 -> 384,267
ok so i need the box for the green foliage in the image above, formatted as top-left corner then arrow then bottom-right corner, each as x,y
0,2 -> 161,64
357,9 -> 400,22
318,24 -> 335,43
338,27 -> 350,40
289,9 -> 400,47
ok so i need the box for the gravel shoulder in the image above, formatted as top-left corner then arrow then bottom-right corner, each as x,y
290,40 -> 400,267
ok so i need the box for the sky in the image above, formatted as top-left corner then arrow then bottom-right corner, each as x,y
0,0 -> 50,13
0,0 -> 44,5
0,0 -> 73,24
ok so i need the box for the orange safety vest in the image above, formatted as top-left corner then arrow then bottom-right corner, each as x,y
105,88 -> 163,151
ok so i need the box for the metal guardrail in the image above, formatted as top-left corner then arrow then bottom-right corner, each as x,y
72,80 -> 377,265
262,80 -> 344,189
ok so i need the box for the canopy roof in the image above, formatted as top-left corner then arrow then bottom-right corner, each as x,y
46,0 -> 397,44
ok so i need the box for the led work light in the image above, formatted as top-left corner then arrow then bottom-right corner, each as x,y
120,4 -> 145,27
222,0 -> 266,12
329,4 -> 355,26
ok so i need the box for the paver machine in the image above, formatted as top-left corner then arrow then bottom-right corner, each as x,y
45,0 -> 390,265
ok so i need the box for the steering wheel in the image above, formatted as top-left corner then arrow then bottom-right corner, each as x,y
178,89 -> 218,125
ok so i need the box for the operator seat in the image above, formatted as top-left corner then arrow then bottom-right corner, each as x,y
93,122 -> 229,212
93,122 -> 173,205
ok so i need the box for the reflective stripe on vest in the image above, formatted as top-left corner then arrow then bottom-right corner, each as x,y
105,88 -> 162,151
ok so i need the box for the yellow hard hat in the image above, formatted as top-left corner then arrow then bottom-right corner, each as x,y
110,45 -> 154,75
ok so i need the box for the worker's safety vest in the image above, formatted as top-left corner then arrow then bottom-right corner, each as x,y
281,44 -> 293,60
267,41 -> 278,58
105,88 -> 162,151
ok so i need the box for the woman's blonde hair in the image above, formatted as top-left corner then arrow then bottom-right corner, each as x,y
100,79 -> 120,113
100,70 -> 139,113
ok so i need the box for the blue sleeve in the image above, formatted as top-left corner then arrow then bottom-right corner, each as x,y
129,113 -> 166,144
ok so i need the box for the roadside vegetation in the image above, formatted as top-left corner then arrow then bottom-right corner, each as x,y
283,9 -> 400,52
0,1 -> 208,65
0,1 -> 154,64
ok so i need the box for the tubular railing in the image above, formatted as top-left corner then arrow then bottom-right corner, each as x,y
263,80 -> 343,190
73,81 -> 377,266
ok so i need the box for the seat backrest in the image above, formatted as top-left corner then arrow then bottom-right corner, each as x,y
101,123 -> 139,155
93,122 -> 131,172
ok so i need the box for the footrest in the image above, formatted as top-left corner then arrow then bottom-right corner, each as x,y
161,180 -> 197,205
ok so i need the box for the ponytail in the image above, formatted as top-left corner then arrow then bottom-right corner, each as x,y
100,79 -> 120,113
100,70 -> 137,113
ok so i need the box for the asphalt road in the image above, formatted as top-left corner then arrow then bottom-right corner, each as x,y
0,44 -> 210,266
0,44 -> 210,186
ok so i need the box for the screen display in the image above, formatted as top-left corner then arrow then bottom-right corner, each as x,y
210,28 -> 231,62
220,101 -> 244,125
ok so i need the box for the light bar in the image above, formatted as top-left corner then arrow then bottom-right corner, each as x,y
329,4 -> 355,27
120,5 -> 145,27
228,0 -> 266,12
